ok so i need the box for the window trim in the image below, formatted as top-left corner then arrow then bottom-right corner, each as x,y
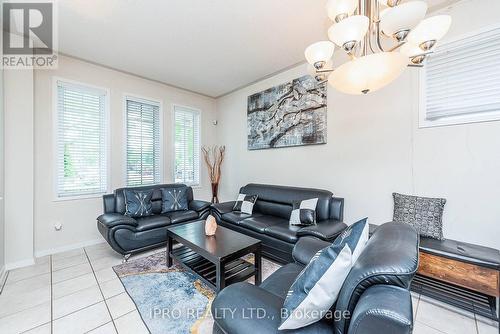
419,23 -> 500,128
171,103 -> 202,188
52,77 -> 111,201
122,94 -> 164,187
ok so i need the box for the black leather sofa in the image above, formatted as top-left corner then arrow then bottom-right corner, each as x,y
211,184 -> 346,263
212,222 -> 419,334
97,184 -> 211,258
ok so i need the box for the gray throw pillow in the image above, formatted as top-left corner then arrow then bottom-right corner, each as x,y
124,189 -> 153,218
393,192 -> 446,240
161,187 -> 189,213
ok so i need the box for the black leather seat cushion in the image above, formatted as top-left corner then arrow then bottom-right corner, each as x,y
221,212 -> 261,225
162,210 -> 198,224
260,262 -> 303,299
135,215 -> 170,232
239,215 -> 288,233
420,236 -> 500,270
264,224 -> 301,243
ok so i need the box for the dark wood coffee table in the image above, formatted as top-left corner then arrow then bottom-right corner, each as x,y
166,220 -> 262,292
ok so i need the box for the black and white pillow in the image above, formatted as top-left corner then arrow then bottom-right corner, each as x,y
289,198 -> 318,226
124,189 -> 153,218
279,218 -> 369,330
233,194 -> 258,215
161,187 -> 189,213
393,193 -> 446,240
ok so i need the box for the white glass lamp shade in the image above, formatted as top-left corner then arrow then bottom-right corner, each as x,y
326,0 -> 358,21
328,52 -> 407,94
304,41 -> 335,66
328,15 -> 369,48
408,15 -> 452,45
380,1 -> 428,36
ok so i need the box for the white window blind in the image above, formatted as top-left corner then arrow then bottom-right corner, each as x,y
56,81 -> 108,198
174,106 -> 200,186
126,98 -> 161,186
423,26 -> 500,125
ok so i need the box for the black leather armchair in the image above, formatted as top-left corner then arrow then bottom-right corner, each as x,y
97,184 -> 210,258
212,222 -> 419,334
212,184 -> 347,263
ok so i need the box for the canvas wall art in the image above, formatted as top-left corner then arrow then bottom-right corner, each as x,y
247,75 -> 327,150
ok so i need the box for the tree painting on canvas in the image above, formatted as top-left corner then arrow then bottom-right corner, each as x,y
247,75 -> 327,150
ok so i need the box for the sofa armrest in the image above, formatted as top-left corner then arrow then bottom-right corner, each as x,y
348,285 -> 412,334
211,201 -> 236,216
297,220 -> 348,241
97,213 -> 137,228
292,236 -> 330,266
103,194 -> 116,214
189,200 -> 211,213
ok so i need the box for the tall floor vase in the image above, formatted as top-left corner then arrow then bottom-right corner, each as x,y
211,182 -> 219,203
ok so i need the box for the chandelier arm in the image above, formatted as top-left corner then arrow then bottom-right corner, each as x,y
388,41 -> 406,52
316,68 -> 335,74
372,0 -> 388,53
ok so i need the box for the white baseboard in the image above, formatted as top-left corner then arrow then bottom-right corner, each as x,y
5,258 -> 36,271
35,238 -> 105,258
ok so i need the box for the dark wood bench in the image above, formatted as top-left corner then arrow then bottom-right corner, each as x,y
369,224 -> 500,322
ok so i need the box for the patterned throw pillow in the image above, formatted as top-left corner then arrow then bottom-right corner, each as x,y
232,194 -> 258,215
289,198 -> 318,226
124,189 -> 153,218
393,192 -> 446,240
161,187 -> 189,213
279,218 -> 369,330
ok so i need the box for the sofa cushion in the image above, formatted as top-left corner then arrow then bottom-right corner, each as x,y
221,212 -> 259,225
233,194 -> 258,214
239,215 -> 288,233
289,198 -> 318,226
162,210 -> 198,224
264,224 -> 302,243
279,218 -> 369,330
260,263 -> 304,299
161,187 -> 189,213
393,192 -> 446,240
124,189 -> 154,218
135,215 -> 171,232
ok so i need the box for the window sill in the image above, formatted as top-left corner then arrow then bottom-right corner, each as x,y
419,113 -> 500,129
53,193 -> 106,202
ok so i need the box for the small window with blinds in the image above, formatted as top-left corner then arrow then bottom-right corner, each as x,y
174,105 -> 200,186
125,97 -> 162,186
421,25 -> 500,127
55,80 -> 108,199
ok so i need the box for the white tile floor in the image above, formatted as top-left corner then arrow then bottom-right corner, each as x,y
0,242 -> 498,334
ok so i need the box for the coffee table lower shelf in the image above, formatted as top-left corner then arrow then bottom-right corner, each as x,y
170,245 -> 257,290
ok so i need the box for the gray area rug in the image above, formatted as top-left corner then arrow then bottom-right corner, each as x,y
113,250 -> 281,334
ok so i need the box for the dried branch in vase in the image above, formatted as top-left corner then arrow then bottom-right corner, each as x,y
201,145 -> 225,203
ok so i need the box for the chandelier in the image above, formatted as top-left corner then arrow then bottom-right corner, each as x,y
305,0 -> 452,94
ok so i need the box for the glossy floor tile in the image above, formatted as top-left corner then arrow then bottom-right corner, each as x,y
0,242 -> 498,334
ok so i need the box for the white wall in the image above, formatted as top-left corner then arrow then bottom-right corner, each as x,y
4,67 -> 35,267
216,0 -> 500,249
0,68 -> 5,278
33,55 -> 217,256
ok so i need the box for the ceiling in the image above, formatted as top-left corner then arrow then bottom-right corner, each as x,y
57,0 -> 458,98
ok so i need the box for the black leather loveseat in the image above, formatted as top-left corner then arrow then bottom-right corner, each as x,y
97,184 -> 210,258
212,222 -> 419,334
211,184 -> 346,263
